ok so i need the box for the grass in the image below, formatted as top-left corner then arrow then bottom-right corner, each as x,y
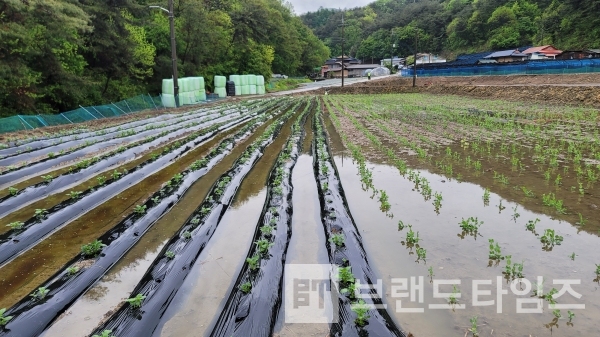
266,78 -> 311,93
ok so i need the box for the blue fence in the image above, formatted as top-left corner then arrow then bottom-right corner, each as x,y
401,58 -> 600,77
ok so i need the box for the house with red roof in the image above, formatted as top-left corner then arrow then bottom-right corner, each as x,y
522,45 -> 562,60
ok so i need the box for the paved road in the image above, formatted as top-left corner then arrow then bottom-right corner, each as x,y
272,75 -> 395,95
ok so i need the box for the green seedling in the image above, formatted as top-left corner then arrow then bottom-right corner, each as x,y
126,294 -> 146,308
97,176 -> 106,186
469,316 -> 479,336
240,281 -> 252,294
329,233 -> 345,247
47,152 -> 56,158
109,168 -> 123,180
172,173 -> 183,184
595,264 -> 600,276
482,188 -> 490,205
405,225 -> 420,245
338,266 -> 355,285
498,200 -> 506,212
378,191 -> 391,212
459,217 -> 483,233
182,231 -> 192,240
521,186 -> 535,198
30,287 -> 50,300
428,266 -> 434,279
81,240 -> 106,257
247,254 -> 260,270
165,251 -> 175,259
488,239 -> 502,260
8,187 -> 18,196
433,192 -> 443,211
133,205 -> 146,215
0,308 -> 13,326
397,220 -> 405,231
540,229 -> 564,248
569,252 -> 577,261
200,206 -> 211,216
6,221 -> 24,230
351,300 -> 370,327
526,218 -> 540,232
255,239 -> 273,254
568,310 -> 575,322
152,196 -> 160,204
42,175 -> 53,183
34,209 -> 47,220
260,225 -> 275,236
553,309 -> 561,319
578,183 -> 585,195
503,255 -> 524,279
448,285 -> 459,305
416,247 -> 427,261
67,190 -> 82,199
92,330 -> 115,337
511,205 -> 521,221
66,266 -> 80,276
576,213 -> 586,226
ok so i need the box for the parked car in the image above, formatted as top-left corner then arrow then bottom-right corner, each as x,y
272,74 -> 288,79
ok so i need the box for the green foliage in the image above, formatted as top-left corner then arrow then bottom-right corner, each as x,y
92,331 -> 114,337
30,287 -> 50,300
329,233 -> 345,247
351,300 -> 370,327
81,240 -> 106,257
126,294 -> 146,308
0,308 -> 13,326
240,281 -> 252,294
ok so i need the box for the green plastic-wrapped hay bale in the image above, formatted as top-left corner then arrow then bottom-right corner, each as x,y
257,85 -> 266,95
247,75 -> 257,85
229,75 -> 241,86
235,86 -> 242,96
178,78 -> 189,92
256,75 -> 265,86
189,77 -> 205,90
241,85 -> 250,95
215,87 -> 227,98
249,85 -> 257,95
162,79 -> 174,95
240,75 -> 249,86
214,76 -> 227,88
196,91 -> 207,101
161,93 -> 176,108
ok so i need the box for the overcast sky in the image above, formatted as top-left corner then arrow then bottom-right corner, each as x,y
289,0 -> 374,14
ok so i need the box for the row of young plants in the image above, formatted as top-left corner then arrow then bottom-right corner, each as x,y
325,97 -> 443,213
0,102 -> 288,268
0,103 -> 240,159
0,98 -> 285,213
312,103 -> 405,336
87,99 -> 305,337
209,99 -> 312,336
0,107 -> 219,169
0,101 -> 290,337
0,106 -> 242,181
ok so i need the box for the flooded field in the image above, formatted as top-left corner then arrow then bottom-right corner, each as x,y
0,94 -> 598,337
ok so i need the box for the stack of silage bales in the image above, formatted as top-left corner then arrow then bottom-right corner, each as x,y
161,77 -> 206,108
214,76 -> 227,98
248,74 -> 257,95
256,75 -> 266,94
222,74 -> 266,96
229,75 -> 242,96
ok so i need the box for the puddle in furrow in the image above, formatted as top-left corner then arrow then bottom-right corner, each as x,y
334,156 -> 600,337
272,154 -> 330,336
0,119 -> 264,309
158,113 -> 301,336
301,111 -> 314,155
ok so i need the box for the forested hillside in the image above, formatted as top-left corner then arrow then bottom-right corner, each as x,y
301,0 -> 600,62
0,0 -> 329,116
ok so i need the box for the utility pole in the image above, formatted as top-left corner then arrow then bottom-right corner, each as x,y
413,29 -> 418,87
150,0 -> 179,107
341,10 -> 345,88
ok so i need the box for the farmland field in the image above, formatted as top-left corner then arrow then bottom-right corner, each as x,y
0,94 -> 598,337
